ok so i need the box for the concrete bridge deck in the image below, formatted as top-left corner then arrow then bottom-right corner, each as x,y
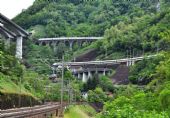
38,37 -> 103,49
39,37 -> 103,41
72,68 -> 112,74
53,55 -> 156,67
0,13 -> 29,59
52,55 -> 156,82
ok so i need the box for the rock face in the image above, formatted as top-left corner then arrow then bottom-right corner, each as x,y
74,49 -> 98,62
111,65 -> 129,84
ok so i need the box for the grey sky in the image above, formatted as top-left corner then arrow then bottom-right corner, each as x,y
0,0 -> 35,19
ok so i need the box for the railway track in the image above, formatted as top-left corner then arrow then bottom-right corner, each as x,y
0,102 -> 63,118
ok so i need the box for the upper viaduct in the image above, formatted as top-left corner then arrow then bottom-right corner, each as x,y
38,37 -> 103,50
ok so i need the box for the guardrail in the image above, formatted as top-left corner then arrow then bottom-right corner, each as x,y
53,55 -> 157,67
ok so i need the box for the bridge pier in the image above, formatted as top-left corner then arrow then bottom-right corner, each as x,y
131,60 -> 135,65
39,41 -> 42,46
88,71 -> 92,79
126,61 -> 129,66
82,72 -> 88,83
77,73 -> 80,79
15,36 -> 23,59
46,42 -> 50,46
52,42 -> 57,52
127,60 -> 135,66
69,41 -> 74,50
78,41 -> 82,48
0,13 -> 29,60
103,69 -> 106,76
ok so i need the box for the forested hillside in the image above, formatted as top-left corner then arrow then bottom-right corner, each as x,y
0,38 -> 39,108
14,0 -> 159,38
12,0 -> 170,117
13,0 -> 167,74
0,38 -> 58,108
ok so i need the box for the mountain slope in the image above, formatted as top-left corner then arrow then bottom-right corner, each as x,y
14,0 -> 159,38
13,0 -> 165,74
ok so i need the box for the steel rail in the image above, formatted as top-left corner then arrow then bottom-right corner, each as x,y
0,103 -> 63,118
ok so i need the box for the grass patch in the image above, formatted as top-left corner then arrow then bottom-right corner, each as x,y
64,104 -> 96,118
0,74 -> 35,98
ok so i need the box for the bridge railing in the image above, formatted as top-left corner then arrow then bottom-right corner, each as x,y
52,55 -> 157,67
39,37 -> 103,41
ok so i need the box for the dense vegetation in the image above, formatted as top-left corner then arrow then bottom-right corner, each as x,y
14,0 -> 159,37
2,0 -> 169,117
100,52 -> 170,117
13,0 -> 165,74
0,38 -> 57,103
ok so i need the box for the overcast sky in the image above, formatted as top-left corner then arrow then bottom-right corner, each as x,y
0,0 -> 35,19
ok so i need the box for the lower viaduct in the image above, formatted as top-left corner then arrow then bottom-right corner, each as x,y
53,55 -> 155,83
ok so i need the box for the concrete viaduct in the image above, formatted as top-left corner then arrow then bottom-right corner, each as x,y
0,13 -> 29,59
38,37 -> 103,50
52,55 -> 156,83
73,68 -> 112,82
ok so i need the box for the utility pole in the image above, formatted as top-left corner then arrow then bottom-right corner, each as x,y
126,50 -> 129,66
130,49 -> 132,66
60,55 -> 64,118
68,79 -> 71,104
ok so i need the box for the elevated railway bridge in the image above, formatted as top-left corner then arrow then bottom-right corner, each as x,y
38,37 -> 103,50
52,55 -> 156,82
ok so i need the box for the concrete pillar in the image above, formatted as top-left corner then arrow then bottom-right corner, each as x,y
103,69 -> 106,76
56,41 -> 59,46
78,73 -> 81,79
63,40 -> 67,47
52,68 -> 55,74
78,41 -> 82,48
46,41 -> 50,46
15,36 -> 23,59
69,41 -> 74,50
126,60 -> 130,66
131,60 -> 135,65
129,60 -> 132,66
39,41 -> 43,46
88,71 -> 92,79
52,42 -> 57,52
82,72 -> 88,83
95,68 -> 98,74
